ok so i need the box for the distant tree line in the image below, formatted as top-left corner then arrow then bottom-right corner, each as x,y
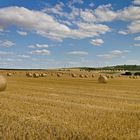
80,65 -> 140,71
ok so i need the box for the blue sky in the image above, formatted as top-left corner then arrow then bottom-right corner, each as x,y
0,0 -> 140,69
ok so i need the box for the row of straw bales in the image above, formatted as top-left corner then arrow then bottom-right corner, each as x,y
6,72 -> 16,77
0,73 -> 139,92
26,72 -> 48,78
0,74 -> 108,92
25,72 -> 94,78
6,71 -> 139,80
129,76 -> 139,79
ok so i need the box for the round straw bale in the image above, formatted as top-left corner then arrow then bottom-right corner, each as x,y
13,72 -> 16,75
133,76 -> 137,79
33,73 -> 39,78
71,73 -> 76,78
0,75 -> 7,91
7,73 -> 12,76
106,75 -> 110,78
110,75 -> 114,78
98,75 -> 108,83
57,73 -> 61,77
42,73 -> 47,77
26,73 -> 32,77
79,74 -> 84,78
84,75 -> 88,78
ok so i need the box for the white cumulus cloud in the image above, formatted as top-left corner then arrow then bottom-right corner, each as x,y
95,4 -> 117,22
80,9 -> 96,22
68,51 -> 88,56
134,43 -> 140,47
70,0 -> 84,5
118,30 -> 128,35
30,49 -> 51,55
133,0 -> 140,5
128,20 -> 140,33
97,50 -> 129,59
17,30 -> 27,36
134,36 -> 140,40
0,40 -> 15,47
29,44 -> 49,48
0,6 -> 110,41
90,39 -> 104,46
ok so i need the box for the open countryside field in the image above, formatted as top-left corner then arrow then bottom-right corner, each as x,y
0,70 -> 140,140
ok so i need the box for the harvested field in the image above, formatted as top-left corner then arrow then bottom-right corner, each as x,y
0,70 -> 140,140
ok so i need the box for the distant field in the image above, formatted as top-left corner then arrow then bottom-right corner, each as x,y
0,70 -> 140,140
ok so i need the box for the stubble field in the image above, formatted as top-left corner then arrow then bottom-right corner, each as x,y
0,70 -> 140,140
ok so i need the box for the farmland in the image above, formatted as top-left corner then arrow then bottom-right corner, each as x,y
0,70 -> 140,140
